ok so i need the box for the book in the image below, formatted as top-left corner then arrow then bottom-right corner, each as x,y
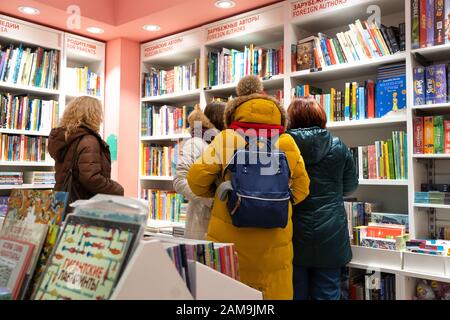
370,213 -> 409,232
413,66 -> 426,105
141,104 -> 188,137
445,120 -> 450,153
33,214 -> 142,300
434,115 -> 445,154
65,66 -> 101,97
144,189 -> 185,222
420,0 -> 428,47
427,0 -> 436,46
434,64 -> 447,103
297,37 -> 315,70
435,0 -> 446,45
291,44 -> 297,72
424,116 -> 435,153
414,116 -> 424,154
0,134 -> 49,162
0,237 -> 34,299
141,144 -> 180,177
446,0 -> 450,44
426,65 -> 436,104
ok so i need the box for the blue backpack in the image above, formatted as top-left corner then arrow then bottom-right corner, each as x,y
218,134 -> 292,229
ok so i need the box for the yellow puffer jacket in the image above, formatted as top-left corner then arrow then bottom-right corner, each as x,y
187,85 -> 310,299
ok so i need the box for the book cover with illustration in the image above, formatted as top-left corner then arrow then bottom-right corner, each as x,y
375,75 -> 407,118
0,237 -> 34,299
33,215 -> 141,300
4,190 -> 69,296
297,37 -> 315,71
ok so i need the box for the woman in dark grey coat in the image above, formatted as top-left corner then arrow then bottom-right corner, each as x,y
287,96 -> 359,300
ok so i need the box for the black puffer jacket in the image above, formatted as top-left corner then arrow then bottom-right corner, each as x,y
288,127 -> 358,268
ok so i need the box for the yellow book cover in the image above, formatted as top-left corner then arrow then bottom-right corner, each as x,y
424,116 -> 434,154
400,131 -> 405,179
344,83 -> 350,120
351,82 -> 357,119
330,88 -> 336,122
383,142 -> 390,179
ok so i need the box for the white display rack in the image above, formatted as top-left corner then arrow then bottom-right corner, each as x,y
414,203 -> 450,210
0,15 -> 106,193
140,176 -> 174,181
141,89 -> 201,104
413,154 -> 450,159
136,0 -> 450,299
141,133 -> 191,142
0,184 -> 54,190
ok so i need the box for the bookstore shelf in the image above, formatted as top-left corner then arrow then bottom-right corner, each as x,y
358,179 -> 409,186
65,93 -> 103,101
290,53 -> 407,82
411,44 -> 450,61
0,82 -> 60,96
413,154 -> 450,159
0,129 -> 50,137
414,203 -> 450,210
347,262 -> 401,275
412,103 -> 450,113
0,184 -> 54,190
0,161 -> 54,167
141,133 -> 190,142
327,116 -> 407,130
140,176 -> 174,181
141,89 -> 201,103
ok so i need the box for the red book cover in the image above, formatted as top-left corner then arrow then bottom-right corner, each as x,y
326,39 -> 337,65
420,0 -> 427,47
364,20 -> 383,56
414,116 -> 424,154
313,48 -> 322,68
279,46 -> 284,74
445,120 -> 450,154
366,226 -> 405,239
368,145 -> 377,179
219,247 -> 226,275
366,80 -> 375,118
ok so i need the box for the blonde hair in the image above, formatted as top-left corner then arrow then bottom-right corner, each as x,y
59,96 -> 103,140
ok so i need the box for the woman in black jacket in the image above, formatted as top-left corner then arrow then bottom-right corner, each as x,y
287,96 -> 358,300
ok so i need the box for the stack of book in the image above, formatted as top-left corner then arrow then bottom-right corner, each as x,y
207,45 -> 284,87
0,44 -> 59,89
353,223 -> 409,251
411,0 -> 450,49
141,144 -> 179,177
344,199 -> 381,239
292,19 -> 405,71
414,116 -> 450,154
0,172 -> 23,185
143,60 -> 200,97
349,131 -> 408,181
23,171 -> 55,185
348,270 -> 396,300
0,134 -> 49,162
141,104 -> 188,137
144,189 -> 185,222
415,191 -> 450,205
406,239 -> 450,256
0,94 -> 59,132
413,279 -> 450,300
438,226 -> 450,240
147,234 -> 240,283
413,63 -> 449,106
65,66 -> 102,97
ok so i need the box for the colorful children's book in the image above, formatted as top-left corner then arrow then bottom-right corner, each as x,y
0,237 -> 34,299
33,214 -> 142,300
413,66 -> 426,106
434,64 -> 447,103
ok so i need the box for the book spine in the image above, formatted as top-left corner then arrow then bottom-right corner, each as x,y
427,0 -> 435,47
414,117 -> 424,154
426,65 -> 436,104
424,116 -> 435,153
413,66 -> 426,105
420,0 -> 428,47
434,115 -> 444,154
412,0 -> 421,48
434,64 -> 447,103
447,0 -> 450,44
435,0 -> 446,45
445,120 -> 450,154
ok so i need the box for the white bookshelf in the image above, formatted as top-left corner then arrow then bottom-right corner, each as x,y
135,0 -> 450,299
0,15 -> 106,193
141,133 -> 191,142
414,203 -> 450,210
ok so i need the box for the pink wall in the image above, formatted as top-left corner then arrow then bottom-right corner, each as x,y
105,38 -> 140,197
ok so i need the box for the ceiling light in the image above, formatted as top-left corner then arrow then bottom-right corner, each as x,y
215,0 -> 236,9
143,24 -> 161,32
86,27 -> 104,34
18,6 -> 40,15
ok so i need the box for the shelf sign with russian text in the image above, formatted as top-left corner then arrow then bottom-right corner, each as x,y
66,37 -> 98,57
0,16 -> 61,49
206,6 -> 283,43
144,37 -> 184,59
291,0 -> 360,18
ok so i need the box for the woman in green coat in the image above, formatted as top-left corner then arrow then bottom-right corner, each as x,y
287,96 -> 359,300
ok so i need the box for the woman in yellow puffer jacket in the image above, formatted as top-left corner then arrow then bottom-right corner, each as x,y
187,75 -> 310,300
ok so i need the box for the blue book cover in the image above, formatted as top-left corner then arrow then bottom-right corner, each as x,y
359,87 -> 366,119
375,75 -> 407,118
426,0 -> 435,47
434,64 -> 447,103
426,65 -> 436,104
12,44 -> 23,84
413,66 -> 426,105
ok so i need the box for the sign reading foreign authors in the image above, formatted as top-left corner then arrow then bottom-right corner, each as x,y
291,0 -> 355,18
